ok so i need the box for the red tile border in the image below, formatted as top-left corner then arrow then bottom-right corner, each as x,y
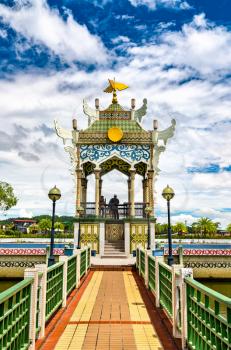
36,271 -> 93,350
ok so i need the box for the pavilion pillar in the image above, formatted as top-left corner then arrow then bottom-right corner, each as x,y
81,178 -> 88,212
76,168 -> 82,216
127,176 -> 131,215
147,170 -> 154,216
130,170 -> 136,217
99,177 -> 103,200
143,177 -> 149,206
94,170 -> 100,216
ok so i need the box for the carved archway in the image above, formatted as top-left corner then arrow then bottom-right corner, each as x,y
100,156 -> 131,176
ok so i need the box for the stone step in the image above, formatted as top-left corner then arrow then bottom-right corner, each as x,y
104,247 -> 125,250
104,245 -> 124,249
104,252 -> 125,256
103,256 -> 127,259
104,249 -> 125,253
104,243 -> 124,246
104,250 -> 125,254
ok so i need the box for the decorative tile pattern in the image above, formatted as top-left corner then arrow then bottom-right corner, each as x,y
0,248 -> 64,255
184,262 -> 231,268
80,144 -> 150,164
0,261 -> 43,268
164,248 -> 231,256
105,223 -> 124,240
0,248 -> 47,255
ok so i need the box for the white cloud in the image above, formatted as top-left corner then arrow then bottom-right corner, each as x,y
128,14 -> 231,76
129,0 -> 192,11
158,214 -> 197,225
19,208 -> 33,218
111,36 -> 130,44
0,13 -> 231,228
115,14 -> 135,20
192,172 -> 231,190
192,13 -> 207,28
0,0 -> 107,64
0,28 -> 7,38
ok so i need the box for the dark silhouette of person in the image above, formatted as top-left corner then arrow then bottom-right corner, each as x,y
109,195 -> 119,219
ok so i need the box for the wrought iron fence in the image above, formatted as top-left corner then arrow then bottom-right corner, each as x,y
81,202 -> 148,218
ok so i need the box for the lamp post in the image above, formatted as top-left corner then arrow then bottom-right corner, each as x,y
48,186 -> 61,266
145,206 -> 152,250
162,185 -> 175,266
77,206 -> 84,249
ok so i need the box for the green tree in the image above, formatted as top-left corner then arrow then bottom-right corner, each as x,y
226,224 -> 231,234
155,223 -> 168,235
0,182 -> 17,213
192,217 -> 218,237
38,218 -> 51,233
54,221 -> 64,232
28,223 -> 39,234
173,222 -> 188,234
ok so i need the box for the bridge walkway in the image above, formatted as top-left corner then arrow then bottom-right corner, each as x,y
37,271 -> 178,350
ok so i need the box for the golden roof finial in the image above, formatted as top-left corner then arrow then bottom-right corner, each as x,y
104,78 -> 129,104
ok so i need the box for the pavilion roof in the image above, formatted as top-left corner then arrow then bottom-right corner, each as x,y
83,119 -> 145,133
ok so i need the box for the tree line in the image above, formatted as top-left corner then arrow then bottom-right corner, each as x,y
156,217 -> 231,236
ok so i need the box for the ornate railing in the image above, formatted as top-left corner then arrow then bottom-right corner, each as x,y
140,249 -> 145,278
136,246 -> 231,350
81,202 -> 148,218
159,261 -> 173,317
67,255 -> 77,295
80,249 -> 87,278
185,277 -> 231,350
46,262 -> 63,322
0,246 -> 91,349
148,255 -> 155,292
0,278 -> 32,349
136,247 -> 140,268
36,280 -> 42,339
87,246 -> 91,268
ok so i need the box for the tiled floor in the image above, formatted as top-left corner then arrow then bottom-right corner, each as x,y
41,271 -> 176,350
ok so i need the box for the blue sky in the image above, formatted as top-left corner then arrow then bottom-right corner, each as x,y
0,0 -> 231,227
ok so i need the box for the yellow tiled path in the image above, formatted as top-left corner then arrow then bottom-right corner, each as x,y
54,271 -> 163,350
124,272 -> 163,350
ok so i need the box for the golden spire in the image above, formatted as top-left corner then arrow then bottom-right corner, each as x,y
104,79 -> 129,104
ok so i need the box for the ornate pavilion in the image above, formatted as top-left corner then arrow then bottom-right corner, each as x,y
55,80 -> 176,257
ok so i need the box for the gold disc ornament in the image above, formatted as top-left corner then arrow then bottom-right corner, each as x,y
108,127 -> 123,142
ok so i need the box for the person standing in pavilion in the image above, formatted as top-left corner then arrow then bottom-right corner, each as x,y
109,194 -> 119,219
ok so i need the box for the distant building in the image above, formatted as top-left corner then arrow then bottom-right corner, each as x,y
12,219 -> 37,233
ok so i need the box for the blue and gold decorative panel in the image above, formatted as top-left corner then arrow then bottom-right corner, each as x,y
80,144 -> 150,164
